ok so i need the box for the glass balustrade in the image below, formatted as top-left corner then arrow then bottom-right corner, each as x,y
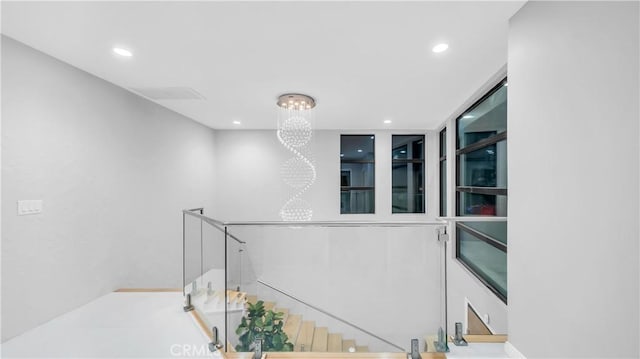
183,211 -> 450,355
182,210 -> 228,347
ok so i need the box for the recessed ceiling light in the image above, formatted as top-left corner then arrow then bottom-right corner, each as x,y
113,47 -> 133,57
400,150 -> 406,154
504,82 -> 508,87
384,120 -> 392,124
370,136 -> 374,139
232,120 -> 241,125
432,43 -> 449,53
463,115 -> 474,119
357,149 -> 363,153
340,153 -> 344,157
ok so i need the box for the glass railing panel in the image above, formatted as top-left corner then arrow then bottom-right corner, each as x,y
182,211 -> 228,347
224,224 -> 448,354
183,211 -> 203,296
225,234 -> 257,350
198,222 -> 227,345
249,280 -> 403,353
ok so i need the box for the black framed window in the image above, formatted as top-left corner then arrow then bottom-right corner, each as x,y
392,135 -> 425,213
340,135 -> 375,214
455,78 -> 508,302
456,78 -> 508,217
439,129 -> 447,217
456,221 -> 507,303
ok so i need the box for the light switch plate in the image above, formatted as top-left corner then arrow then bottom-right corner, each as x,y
17,200 -> 43,215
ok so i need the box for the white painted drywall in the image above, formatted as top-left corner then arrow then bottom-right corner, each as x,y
212,129 -> 437,222
508,2 -> 639,358
1,37 -> 217,341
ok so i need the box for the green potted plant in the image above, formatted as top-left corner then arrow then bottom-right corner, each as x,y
235,300 -> 294,352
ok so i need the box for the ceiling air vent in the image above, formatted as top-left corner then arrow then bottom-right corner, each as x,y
130,87 -> 205,100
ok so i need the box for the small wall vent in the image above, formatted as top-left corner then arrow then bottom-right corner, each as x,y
130,87 -> 205,100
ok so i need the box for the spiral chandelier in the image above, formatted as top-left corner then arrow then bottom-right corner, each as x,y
277,93 -> 316,221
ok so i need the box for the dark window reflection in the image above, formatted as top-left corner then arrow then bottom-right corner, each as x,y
392,135 -> 425,213
456,79 -> 508,217
341,135 -> 375,214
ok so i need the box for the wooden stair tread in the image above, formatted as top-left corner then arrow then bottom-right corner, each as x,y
283,314 -> 302,345
246,295 -> 258,305
327,333 -> 343,352
342,339 -> 356,353
226,290 -> 246,304
295,321 -> 315,351
356,346 -> 369,352
263,301 -> 276,311
311,327 -> 328,352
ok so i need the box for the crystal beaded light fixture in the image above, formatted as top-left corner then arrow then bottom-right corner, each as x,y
277,93 -> 317,221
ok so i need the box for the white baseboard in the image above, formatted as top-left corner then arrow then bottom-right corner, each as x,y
505,341 -> 526,358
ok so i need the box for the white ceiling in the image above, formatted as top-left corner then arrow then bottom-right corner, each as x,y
1,1 -> 525,130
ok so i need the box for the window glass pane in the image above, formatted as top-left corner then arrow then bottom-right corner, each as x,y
341,135 -> 374,214
392,135 -> 425,214
439,129 -> 446,158
462,221 -> 507,245
340,163 -> 374,187
392,163 -> 424,213
392,135 -> 424,160
458,192 -> 507,216
341,135 -> 375,161
458,140 -> 507,188
440,159 -> 447,216
457,82 -> 507,149
458,230 -> 507,300
341,189 -> 374,214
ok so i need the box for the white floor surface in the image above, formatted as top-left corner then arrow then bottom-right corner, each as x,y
447,343 -> 511,359
1,292 -> 211,358
1,291 -> 511,359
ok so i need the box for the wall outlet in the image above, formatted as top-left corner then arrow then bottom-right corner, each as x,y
17,200 -> 43,215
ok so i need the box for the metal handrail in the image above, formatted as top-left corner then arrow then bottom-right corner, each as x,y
182,210 -> 447,227
222,220 -> 446,227
437,216 -> 507,222
183,209 -> 245,244
257,280 -> 406,352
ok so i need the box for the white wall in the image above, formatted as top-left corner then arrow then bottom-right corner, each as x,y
213,129 -> 438,222
1,37 -> 217,341
508,2 -> 639,358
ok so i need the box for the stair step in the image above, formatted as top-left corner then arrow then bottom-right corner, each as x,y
356,346 -> 369,352
283,314 -> 302,345
342,339 -> 356,353
263,301 -> 276,311
226,290 -> 246,304
246,295 -> 258,305
295,321 -> 315,351
311,327 -> 328,352
327,333 -> 343,352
